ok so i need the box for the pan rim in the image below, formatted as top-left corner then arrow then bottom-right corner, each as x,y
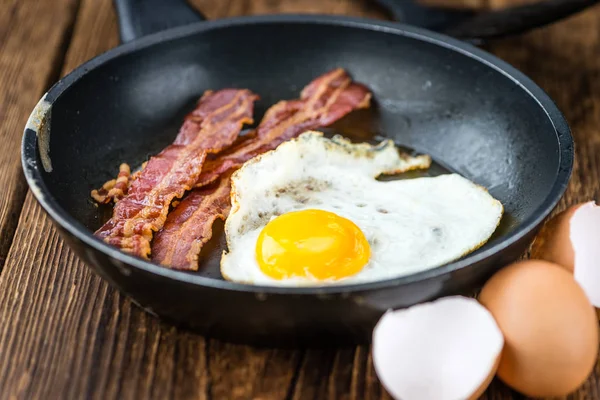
22,14 -> 573,296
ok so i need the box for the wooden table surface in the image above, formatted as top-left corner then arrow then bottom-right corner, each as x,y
1,0 -> 599,398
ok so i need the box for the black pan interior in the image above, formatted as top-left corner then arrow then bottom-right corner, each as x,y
42,20 -> 560,280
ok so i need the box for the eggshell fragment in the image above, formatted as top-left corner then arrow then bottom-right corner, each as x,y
531,201 -> 600,307
530,204 -> 583,272
372,296 -> 503,400
571,203 -> 600,307
479,260 -> 599,398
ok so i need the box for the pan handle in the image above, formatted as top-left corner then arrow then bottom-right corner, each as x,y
113,0 -> 205,43
374,0 -> 599,42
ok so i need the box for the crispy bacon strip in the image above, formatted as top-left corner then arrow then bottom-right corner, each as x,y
95,89 -> 258,258
91,163 -> 132,204
196,69 -> 371,187
151,173 -> 232,269
91,161 -> 148,204
152,68 -> 371,270
130,161 -> 148,180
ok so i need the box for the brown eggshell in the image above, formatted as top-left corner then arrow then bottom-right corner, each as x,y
530,203 -> 587,273
479,260 -> 599,398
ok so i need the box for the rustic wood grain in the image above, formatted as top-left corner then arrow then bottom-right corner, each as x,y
0,0 -> 598,399
0,0 -> 80,270
190,0 -> 388,19
420,0 -> 487,8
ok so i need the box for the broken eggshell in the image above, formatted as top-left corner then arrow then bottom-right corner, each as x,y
531,201 -> 600,307
372,296 -> 503,400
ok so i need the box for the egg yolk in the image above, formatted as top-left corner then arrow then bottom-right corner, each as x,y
255,209 -> 371,281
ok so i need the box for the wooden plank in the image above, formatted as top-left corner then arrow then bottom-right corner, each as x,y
420,0 -> 487,8
488,0 -> 539,9
0,0 -> 123,397
190,0 -> 388,19
0,0 -> 598,399
0,0 -> 80,270
0,1 -> 344,398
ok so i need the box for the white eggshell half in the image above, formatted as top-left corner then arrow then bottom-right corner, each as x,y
372,296 -> 504,400
570,202 -> 600,307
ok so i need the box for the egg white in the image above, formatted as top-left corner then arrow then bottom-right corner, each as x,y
221,131 -> 503,286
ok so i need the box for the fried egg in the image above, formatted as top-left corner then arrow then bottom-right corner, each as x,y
221,131 -> 503,286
